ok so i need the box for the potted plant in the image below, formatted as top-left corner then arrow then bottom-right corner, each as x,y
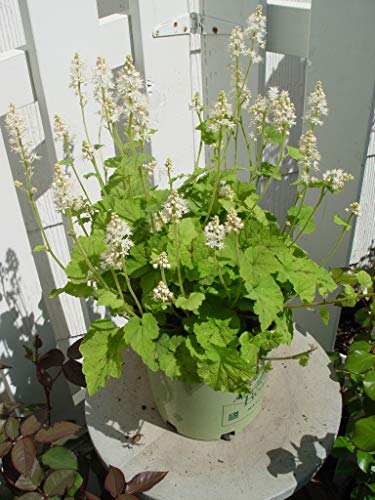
6,5 -> 373,440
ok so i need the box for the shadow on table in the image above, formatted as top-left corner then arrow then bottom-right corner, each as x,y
85,348 -> 177,450
266,432 -> 336,491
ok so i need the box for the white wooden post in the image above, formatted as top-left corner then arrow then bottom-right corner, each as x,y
16,0 -> 132,348
128,0 -> 197,182
293,0 -> 375,350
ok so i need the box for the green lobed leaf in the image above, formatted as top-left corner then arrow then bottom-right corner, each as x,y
196,120 -> 219,145
245,276 -> 284,330
240,247 -> 282,287
239,332 -> 259,366
123,313 -> 159,371
193,317 -> 239,350
96,289 -> 123,309
265,126 -> 282,144
175,292 -> 205,312
287,206 -> 317,234
352,415 -> 375,451
42,446 -> 78,471
65,232 -> 106,284
80,318 -> 126,395
197,345 -> 256,393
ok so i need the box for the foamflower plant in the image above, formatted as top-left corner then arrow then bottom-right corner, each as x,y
6,5 -> 374,395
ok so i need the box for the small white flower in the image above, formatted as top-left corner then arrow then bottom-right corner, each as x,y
323,169 -> 354,192
270,89 -> 296,133
69,53 -> 87,102
245,5 -> 267,49
157,190 -> 189,227
101,213 -> 134,269
204,216 -> 226,250
219,181 -> 235,200
225,208 -> 244,234
249,95 -> 269,136
164,157 -> 173,174
152,252 -> 171,269
82,140 -> 94,161
304,81 -> 328,127
5,103 -> 39,167
52,164 -> 85,213
117,55 -> 150,142
209,91 -> 235,132
14,180 -> 23,189
345,202 -> 361,216
153,281 -> 174,304
92,56 -> 121,124
229,26 -> 250,59
54,114 -> 75,144
143,160 -> 157,173
190,91 -> 204,113
298,131 -> 320,171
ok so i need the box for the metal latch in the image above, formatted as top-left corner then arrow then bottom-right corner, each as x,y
152,12 -> 238,38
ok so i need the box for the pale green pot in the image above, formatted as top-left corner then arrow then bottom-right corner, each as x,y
148,369 -> 267,441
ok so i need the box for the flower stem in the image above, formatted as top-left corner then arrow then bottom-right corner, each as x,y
320,213 -> 353,266
261,345 -> 317,361
122,260 -> 143,315
173,221 -> 186,297
17,131 -> 65,270
63,135 -> 92,204
292,187 -> 325,245
77,82 -> 106,192
205,133 -> 223,223
213,251 -> 230,297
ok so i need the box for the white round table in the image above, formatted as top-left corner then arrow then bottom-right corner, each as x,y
85,329 -> 342,500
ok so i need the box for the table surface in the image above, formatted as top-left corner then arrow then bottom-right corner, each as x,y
85,330 -> 342,500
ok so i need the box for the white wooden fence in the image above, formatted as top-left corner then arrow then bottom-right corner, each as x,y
0,0 -> 374,405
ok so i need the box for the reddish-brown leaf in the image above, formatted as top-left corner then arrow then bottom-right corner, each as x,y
63,360 -> 87,387
34,421 -> 80,443
20,410 -> 49,436
11,437 -> 36,476
21,410 -> 48,435
125,471 -> 168,495
38,349 -> 64,369
15,459 -> 43,491
84,491 -> 101,500
118,495 -> 139,499
4,416 -> 20,440
0,363 -> 11,370
104,466 -> 126,496
43,469 -> 75,496
0,441 -> 12,457
16,493 -> 42,499
67,338 -> 83,360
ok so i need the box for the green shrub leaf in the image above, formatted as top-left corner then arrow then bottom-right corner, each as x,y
42,446 -> 78,470
352,416 -> 375,451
